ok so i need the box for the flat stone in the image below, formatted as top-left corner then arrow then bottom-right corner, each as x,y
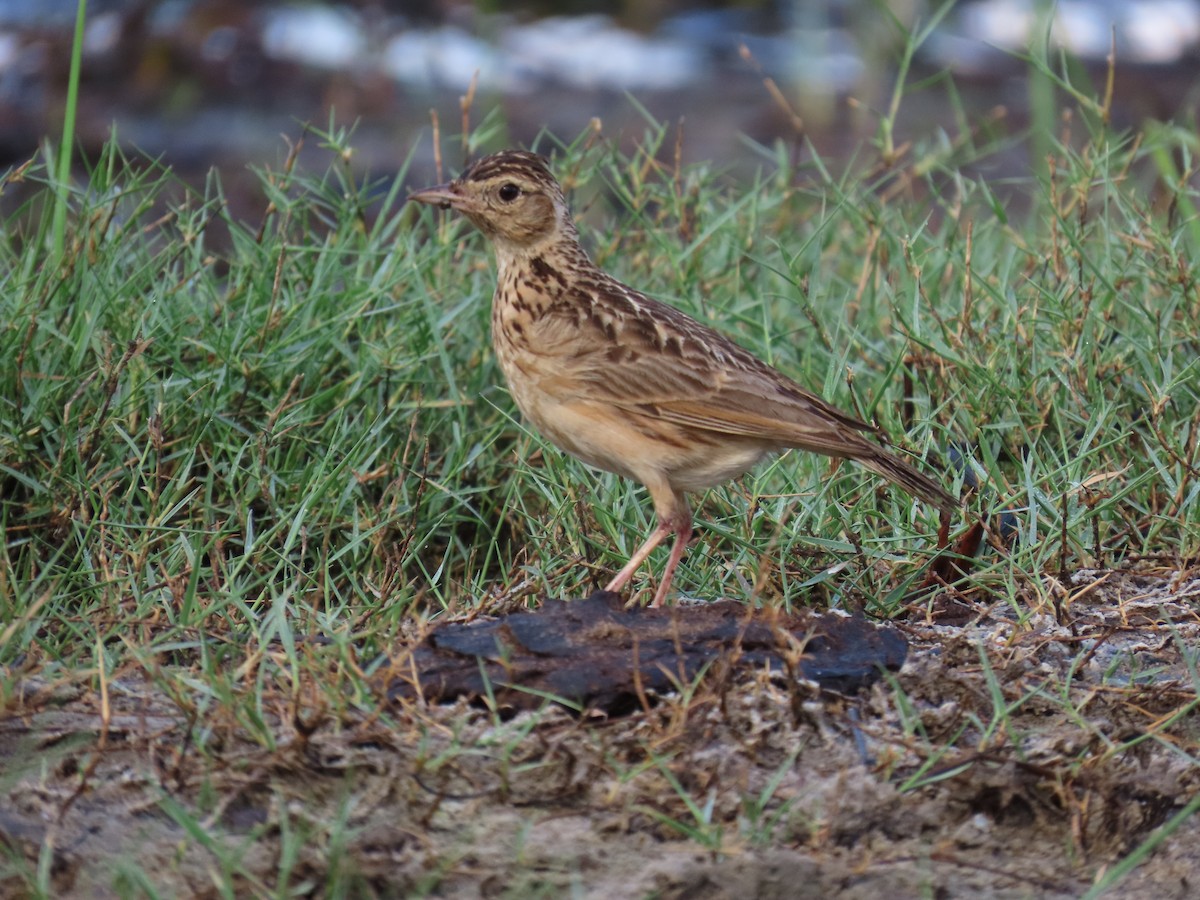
386,591 -> 907,715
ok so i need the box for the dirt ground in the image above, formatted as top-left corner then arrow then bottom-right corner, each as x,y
2,568 -> 1198,898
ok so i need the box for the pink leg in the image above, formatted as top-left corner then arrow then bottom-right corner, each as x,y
603,482 -> 693,606
649,520 -> 693,608
604,523 -> 671,594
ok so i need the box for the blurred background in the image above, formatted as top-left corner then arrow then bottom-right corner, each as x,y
3,0 -> 1199,204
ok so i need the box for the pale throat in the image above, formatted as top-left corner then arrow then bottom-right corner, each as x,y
492,228 -> 577,278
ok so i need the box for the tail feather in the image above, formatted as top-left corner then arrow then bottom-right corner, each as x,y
855,446 -> 959,514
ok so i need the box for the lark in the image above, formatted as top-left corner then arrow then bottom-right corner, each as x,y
409,150 -> 957,606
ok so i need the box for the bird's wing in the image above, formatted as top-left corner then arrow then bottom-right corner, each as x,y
528,277 -> 876,454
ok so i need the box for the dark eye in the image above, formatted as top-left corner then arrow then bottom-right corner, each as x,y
497,183 -> 521,202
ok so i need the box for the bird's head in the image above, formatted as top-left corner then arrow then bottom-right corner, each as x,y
408,150 -> 575,255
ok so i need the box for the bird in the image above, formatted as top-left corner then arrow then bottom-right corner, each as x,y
408,150 -> 958,607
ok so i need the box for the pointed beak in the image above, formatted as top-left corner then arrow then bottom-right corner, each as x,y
407,182 -> 469,211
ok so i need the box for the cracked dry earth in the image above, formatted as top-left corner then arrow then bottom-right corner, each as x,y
2,569 -> 1198,898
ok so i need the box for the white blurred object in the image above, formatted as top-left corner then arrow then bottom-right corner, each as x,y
382,26 -> 501,93
502,15 -> 703,92
382,15 -> 703,93
929,0 -> 1200,69
262,5 -> 366,70
1051,0 -> 1112,58
1124,0 -> 1200,62
0,30 -> 17,70
83,11 -> 122,57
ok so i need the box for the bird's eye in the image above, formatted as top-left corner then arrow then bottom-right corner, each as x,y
497,183 -> 521,202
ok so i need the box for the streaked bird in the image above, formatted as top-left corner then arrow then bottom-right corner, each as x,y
410,150 -> 957,606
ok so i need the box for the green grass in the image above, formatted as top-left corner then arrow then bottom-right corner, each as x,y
3,103 -> 1199,653
2,52 -> 1200,896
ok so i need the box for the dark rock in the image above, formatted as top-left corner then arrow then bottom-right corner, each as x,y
386,591 -> 907,716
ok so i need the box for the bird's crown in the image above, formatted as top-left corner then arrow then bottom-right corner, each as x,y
459,150 -> 559,192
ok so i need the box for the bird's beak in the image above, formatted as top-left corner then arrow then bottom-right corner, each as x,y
408,182 -> 469,211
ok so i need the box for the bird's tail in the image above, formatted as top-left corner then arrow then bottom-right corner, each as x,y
855,446 -> 959,514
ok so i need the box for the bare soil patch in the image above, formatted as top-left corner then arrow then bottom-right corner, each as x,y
2,569 -> 1197,898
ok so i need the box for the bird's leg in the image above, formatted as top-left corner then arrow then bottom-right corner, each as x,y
604,523 -> 671,594
649,518 -> 693,608
605,483 -> 692,606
